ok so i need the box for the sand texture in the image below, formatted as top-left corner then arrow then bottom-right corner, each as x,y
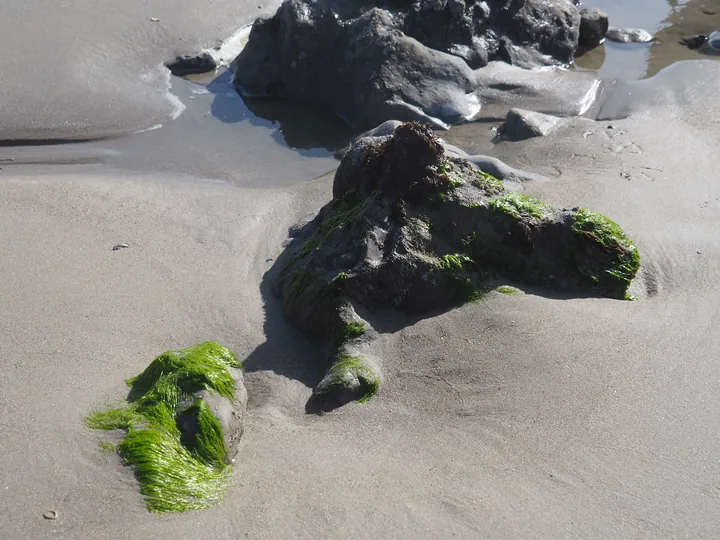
1,0 -> 720,538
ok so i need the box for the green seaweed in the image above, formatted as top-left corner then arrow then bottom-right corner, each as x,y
571,208 -> 641,292
99,441 -> 117,455
87,342 -> 241,513
471,170 -> 504,195
330,272 -> 348,284
437,253 -> 473,273
278,195 -> 369,278
324,354 -> 379,403
341,321 -> 367,342
455,278 -> 486,303
496,285 -> 522,295
287,270 -> 321,302
435,158 -> 467,191
489,192 -> 550,220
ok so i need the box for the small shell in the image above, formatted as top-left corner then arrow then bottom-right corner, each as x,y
112,243 -> 130,251
43,510 -> 58,520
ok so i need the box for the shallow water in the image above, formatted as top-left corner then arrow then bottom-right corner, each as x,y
0,0 -> 716,183
0,69 -> 352,188
576,0 -> 720,79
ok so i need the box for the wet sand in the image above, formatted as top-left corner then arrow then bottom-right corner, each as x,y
575,0 -> 720,79
2,0 -> 720,539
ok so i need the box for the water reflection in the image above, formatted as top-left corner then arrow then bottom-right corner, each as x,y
574,0 -> 719,79
207,70 -> 354,153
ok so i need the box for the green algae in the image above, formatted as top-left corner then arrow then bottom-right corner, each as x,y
341,321 -> 367,342
87,342 -> 241,513
323,354 -> 379,403
287,270 -> 321,302
456,278 -> 486,303
471,170 -> 504,195
99,441 -> 117,455
279,195 -> 369,279
330,272 -> 348,284
489,192 -> 550,220
437,159 -> 465,189
496,285 -> 522,295
437,253 -> 472,273
571,208 -> 641,293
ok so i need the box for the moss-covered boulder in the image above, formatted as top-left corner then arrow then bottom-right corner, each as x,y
88,342 -> 247,513
275,122 -> 640,409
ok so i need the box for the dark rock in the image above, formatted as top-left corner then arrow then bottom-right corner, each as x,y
274,122 -> 640,407
498,108 -> 564,141
178,366 -> 247,463
679,35 -> 707,50
578,8 -> 609,49
166,52 -> 217,76
606,28 -> 654,43
232,0 -> 582,129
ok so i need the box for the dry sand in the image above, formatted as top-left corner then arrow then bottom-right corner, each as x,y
2,0 -> 720,539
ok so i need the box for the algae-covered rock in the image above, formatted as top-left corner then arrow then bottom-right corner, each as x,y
87,342 -> 247,513
275,122 -> 641,408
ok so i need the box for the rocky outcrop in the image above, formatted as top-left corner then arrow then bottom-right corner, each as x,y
232,0 -> 582,129
274,122 -> 640,409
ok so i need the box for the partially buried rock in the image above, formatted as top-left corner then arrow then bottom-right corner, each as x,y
606,28 -> 654,43
679,35 -> 707,50
274,122 -> 641,409
87,342 -> 247,513
578,7 -> 609,49
166,52 -> 217,76
498,108 -> 564,141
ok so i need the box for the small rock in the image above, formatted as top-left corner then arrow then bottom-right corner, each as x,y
112,243 -> 129,251
578,8 -> 609,49
606,28 -> 654,43
43,510 -> 58,520
498,108 -> 564,141
149,17 -> 160,22
679,35 -> 707,49
166,53 -> 218,77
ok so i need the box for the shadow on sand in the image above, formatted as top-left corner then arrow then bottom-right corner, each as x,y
240,216 -> 609,414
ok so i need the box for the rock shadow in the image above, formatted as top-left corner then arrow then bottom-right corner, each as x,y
206,69 -> 355,154
240,122 -> 642,414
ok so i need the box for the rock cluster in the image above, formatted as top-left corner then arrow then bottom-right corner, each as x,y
232,0 -> 582,128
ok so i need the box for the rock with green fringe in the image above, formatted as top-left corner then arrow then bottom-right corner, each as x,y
275,122 -> 641,410
87,341 -> 247,513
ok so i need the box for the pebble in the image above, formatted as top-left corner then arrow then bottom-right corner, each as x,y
43,510 -> 58,520
112,243 -> 130,251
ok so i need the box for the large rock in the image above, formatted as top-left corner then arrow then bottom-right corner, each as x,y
578,8 -> 609,49
274,122 -> 640,407
232,0 -> 581,129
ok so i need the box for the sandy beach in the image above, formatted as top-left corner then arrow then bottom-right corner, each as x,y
1,0 -> 720,538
